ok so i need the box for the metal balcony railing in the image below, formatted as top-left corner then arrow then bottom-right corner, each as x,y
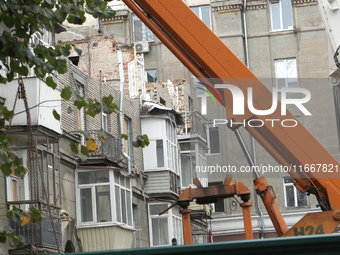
8,201 -> 61,249
179,111 -> 207,140
86,130 -> 120,162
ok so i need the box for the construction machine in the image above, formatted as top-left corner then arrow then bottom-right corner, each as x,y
121,0 -> 340,244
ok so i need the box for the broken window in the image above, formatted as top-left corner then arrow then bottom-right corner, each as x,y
270,0 -> 293,31
146,69 -> 157,83
275,58 -> 298,89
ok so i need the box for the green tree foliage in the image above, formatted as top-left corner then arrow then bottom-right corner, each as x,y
0,0 -> 149,247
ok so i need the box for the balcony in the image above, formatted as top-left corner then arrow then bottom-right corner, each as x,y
2,77 -> 62,135
144,170 -> 181,199
8,201 -> 61,251
10,217 -> 61,250
84,130 -> 121,164
178,111 -> 207,141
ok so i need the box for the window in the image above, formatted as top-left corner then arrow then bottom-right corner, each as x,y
191,6 -> 212,29
146,69 -> 157,83
102,112 -> 108,132
156,139 -> 164,167
283,177 -> 308,207
7,175 -> 19,202
197,143 -> 207,187
124,117 -> 133,164
69,56 -> 80,66
77,169 -> 132,227
133,15 -> 154,42
270,0 -> 293,31
166,120 -> 179,173
209,182 -> 224,212
188,96 -> 194,112
160,97 -> 166,106
128,60 -> 145,98
149,203 -> 183,246
275,58 -> 298,89
207,124 -> 220,154
181,153 -> 192,187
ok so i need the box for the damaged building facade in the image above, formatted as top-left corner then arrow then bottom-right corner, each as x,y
56,0 -> 340,242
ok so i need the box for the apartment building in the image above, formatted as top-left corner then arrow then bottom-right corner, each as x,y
0,28 -> 149,253
65,0 -> 339,242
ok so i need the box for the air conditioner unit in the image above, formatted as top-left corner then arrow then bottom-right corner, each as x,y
134,41 -> 150,53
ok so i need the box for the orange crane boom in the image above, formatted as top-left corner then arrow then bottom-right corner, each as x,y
122,0 -> 340,238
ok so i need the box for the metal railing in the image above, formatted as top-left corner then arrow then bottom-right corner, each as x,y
87,130 -> 120,162
7,200 -> 61,249
179,111 -> 207,140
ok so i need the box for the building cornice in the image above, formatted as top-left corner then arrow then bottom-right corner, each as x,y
293,0 -> 318,6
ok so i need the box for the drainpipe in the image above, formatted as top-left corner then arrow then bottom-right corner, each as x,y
118,50 -> 131,174
98,18 -> 101,33
242,0 -> 265,239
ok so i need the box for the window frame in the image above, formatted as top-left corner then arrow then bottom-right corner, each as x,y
207,123 -> 221,155
148,203 -> 183,247
145,69 -> 157,83
124,116 -> 133,164
191,6 -> 212,30
274,58 -> 298,89
165,119 -> 179,173
270,0 -> 294,32
102,112 -> 108,132
283,177 -> 308,208
76,169 -> 133,228
128,59 -> 145,98
133,14 -> 155,42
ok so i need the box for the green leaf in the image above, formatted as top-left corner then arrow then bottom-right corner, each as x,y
132,141 -> 139,147
67,107 -> 73,114
52,109 -> 60,121
46,76 -> 57,89
10,61 -> 20,73
0,149 -> 11,164
14,166 -> 26,179
60,46 -> 70,57
3,16 -> 14,28
7,136 -> 13,144
0,118 -> 5,129
81,145 -> 89,157
69,143 -> 78,154
13,156 -> 22,166
61,86 -> 72,100
18,66 -> 29,76
143,134 -> 150,146
29,206 -> 42,223
2,107 -> 14,120
1,164 -> 12,176
0,133 -> 5,141
7,207 -> 21,222
74,45 -> 82,56
121,134 -> 128,140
